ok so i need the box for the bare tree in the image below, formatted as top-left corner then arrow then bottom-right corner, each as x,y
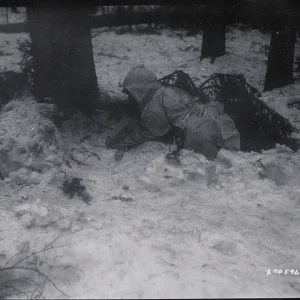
26,6 -> 99,115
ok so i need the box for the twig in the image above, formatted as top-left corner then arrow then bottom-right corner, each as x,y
70,154 -> 89,166
88,152 -> 101,161
0,275 -> 42,298
38,253 -> 56,299
30,287 -> 37,300
4,241 -> 30,268
289,281 -> 300,293
0,277 -> 38,290
30,287 -> 42,300
2,285 -> 29,298
181,45 -> 200,52
91,32 -> 102,38
91,28 -> 112,38
51,264 -> 85,275
0,267 -> 68,297
42,234 -> 64,252
106,195 -> 133,202
13,184 -> 33,193
43,243 -> 72,251
6,234 -> 63,268
97,53 -> 124,60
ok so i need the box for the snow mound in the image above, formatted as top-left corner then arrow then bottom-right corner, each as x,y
137,149 -> 219,193
0,98 -> 62,185
135,145 -> 300,199
260,84 -> 300,136
215,147 -> 300,190
0,97 -> 106,191
14,198 -> 90,232
257,149 -> 300,187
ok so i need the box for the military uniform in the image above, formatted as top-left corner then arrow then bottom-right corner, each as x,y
106,65 -> 240,160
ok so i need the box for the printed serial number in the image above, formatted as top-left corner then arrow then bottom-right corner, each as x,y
266,269 -> 299,275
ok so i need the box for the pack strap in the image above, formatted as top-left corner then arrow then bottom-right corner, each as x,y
160,86 -> 185,153
160,86 -> 175,132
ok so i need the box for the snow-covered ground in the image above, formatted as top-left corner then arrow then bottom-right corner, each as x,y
0,8 -> 26,25
1,23 -> 300,298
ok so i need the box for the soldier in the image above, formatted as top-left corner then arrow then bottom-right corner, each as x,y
105,65 -> 240,160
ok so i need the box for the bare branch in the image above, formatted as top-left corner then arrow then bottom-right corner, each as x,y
42,234 -> 64,252
38,255 -> 56,299
0,277 -> 39,290
1,285 -> 29,298
4,241 -> 30,267
8,234 -> 64,268
0,266 -> 68,297
13,184 -> 33,193
1,235 -> 70,299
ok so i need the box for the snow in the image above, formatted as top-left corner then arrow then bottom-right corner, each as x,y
1,21 -> 300,298
92,25 -> 271,91
0,8 -> 26,25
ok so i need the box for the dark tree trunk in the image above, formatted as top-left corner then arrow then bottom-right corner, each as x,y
264,21 -> 297,91
88,6 -> 98,15
200,12 -> 226,62
27,6 -> 99,115
10,7 -> 20,14
5,7 -> 8,24
201,19 -> 226,62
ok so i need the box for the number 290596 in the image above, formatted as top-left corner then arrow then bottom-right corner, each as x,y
266,269 -> 299,275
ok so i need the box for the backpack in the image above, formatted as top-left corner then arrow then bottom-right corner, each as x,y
158,70 -> 296,152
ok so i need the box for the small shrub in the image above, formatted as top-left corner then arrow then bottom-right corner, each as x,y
17,39 -> 34,91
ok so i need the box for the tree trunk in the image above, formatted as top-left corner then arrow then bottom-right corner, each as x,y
10,7 -> 20,14
264,22 -> 297,91
27,6 -> 99,115
5,7 -> 9,24
200,13 -> 226,62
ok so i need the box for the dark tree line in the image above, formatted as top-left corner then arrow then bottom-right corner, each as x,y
199,0 -> 298,92
22,2 -> 300,121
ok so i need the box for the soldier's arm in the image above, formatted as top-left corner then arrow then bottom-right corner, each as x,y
106,109 -> 171,149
